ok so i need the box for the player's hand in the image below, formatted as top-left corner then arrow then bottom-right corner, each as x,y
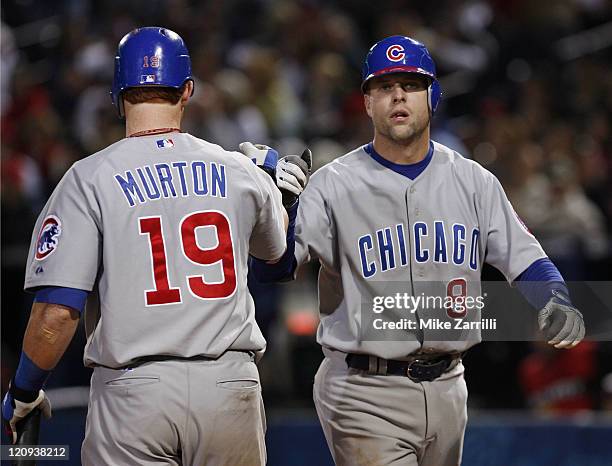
277,149 -> 312,208
2,381 -> 52,444
238,142 -> 278,179
538,292 -> 585,349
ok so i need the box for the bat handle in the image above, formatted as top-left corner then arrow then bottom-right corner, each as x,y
13,408 -> 41,466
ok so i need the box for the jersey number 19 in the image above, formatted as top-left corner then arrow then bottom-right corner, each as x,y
139,210 -> 236,305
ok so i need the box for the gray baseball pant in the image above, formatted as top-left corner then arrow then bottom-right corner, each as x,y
313,348 -> 468,466
82,351 -> 266,465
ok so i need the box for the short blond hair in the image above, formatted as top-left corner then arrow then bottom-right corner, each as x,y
123,84 -> 187,105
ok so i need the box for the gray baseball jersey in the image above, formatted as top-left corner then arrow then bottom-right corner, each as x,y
294,141 -> 546,359
24,133 -> 286,368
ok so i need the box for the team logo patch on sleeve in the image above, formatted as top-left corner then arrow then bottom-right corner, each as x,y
35,215 -> 62,260
512,208 -> 533,235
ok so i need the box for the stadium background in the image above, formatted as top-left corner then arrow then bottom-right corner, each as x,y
1,0 -> 611,464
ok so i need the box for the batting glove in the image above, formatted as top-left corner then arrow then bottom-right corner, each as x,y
2,381 -> 52,444
538,291 -> 585,349
277,149 -> 312,208
238,142 -> 278,179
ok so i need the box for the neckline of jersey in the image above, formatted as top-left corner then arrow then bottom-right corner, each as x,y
128,128 -> 182,138
364,141 -> 434,180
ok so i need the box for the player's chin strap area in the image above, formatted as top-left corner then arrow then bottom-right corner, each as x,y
345,352 -> 463,382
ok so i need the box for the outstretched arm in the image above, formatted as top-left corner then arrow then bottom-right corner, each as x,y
251,201 -> 299,282
239,142 -> 312,282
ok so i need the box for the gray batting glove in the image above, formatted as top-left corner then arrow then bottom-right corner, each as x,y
277,149 -> 312,208
538,291 -> 585,349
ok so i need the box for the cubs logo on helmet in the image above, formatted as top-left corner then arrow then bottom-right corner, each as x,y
386,44 -> 405,62
35,215 -> 62,260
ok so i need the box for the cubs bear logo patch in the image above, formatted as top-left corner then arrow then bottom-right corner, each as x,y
35,215 -> 62,260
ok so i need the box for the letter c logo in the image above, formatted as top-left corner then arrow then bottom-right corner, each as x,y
386,44 -> 405,62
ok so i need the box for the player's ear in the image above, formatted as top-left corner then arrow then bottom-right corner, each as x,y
181,81 -> 194,104
364,93 -> 373,118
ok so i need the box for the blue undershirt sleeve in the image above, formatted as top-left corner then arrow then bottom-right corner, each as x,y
34,286 -> 89,313
14,351 -> 51,392
250,201 -> 298,283
515,258 -> 571,309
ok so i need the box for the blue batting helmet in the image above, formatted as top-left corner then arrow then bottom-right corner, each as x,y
111,27 -> 194,117
361,35 -> 441,114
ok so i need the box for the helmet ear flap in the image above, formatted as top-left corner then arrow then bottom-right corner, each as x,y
428,79 -> 442,115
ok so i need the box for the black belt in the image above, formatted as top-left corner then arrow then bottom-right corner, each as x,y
115,351 -> 254,369
129,354 -> 216,366
345,353 -> 461,382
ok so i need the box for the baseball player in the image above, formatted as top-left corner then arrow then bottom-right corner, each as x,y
2,27 -> 288,465
250,35 -> 585,465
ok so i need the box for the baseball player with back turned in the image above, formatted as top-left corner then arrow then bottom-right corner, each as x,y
2,27 -> 289,465
250,35 -> 585,465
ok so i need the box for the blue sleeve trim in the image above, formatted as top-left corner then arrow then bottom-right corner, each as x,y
250,201 -> 298,283
515,258 -> 570,309
14,351 -> 51,392
34,286 -> 88,313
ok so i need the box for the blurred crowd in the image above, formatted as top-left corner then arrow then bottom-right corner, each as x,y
2,0 -> 611,411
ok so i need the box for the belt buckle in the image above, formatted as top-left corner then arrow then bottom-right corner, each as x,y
406,359 -> 422,382
407,358 -> 440,382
